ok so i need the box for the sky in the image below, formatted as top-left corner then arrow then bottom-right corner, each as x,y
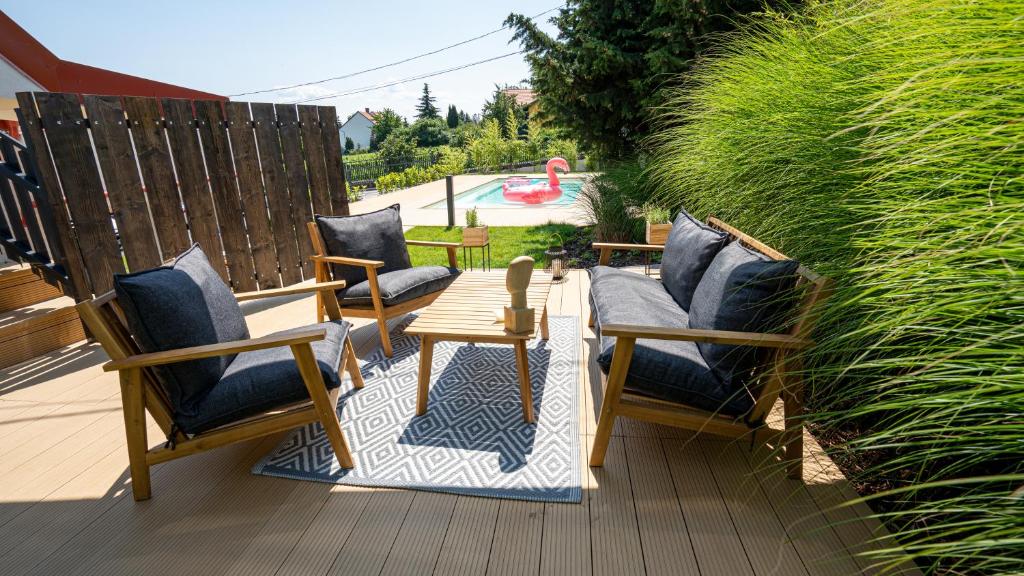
1,0 -> 561,121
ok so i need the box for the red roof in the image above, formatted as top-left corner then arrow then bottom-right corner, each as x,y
501,88 -> 536,106
0,10 -> 225,100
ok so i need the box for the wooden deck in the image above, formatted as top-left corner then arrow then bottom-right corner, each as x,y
0,269 -> 919,576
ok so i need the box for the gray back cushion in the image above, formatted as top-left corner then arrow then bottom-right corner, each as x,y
315,204 -> 412,288
688,242 -> 799,386
114,244 -> 250,416
660,210 -> 729,311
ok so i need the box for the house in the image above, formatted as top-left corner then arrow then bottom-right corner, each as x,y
501,87 -> 541,119
340,108 -> 376,151
0,10 -> 224,140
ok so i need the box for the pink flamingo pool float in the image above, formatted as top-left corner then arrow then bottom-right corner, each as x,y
502,157 -> 571,204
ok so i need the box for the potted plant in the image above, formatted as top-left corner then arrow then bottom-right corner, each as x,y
462,206 -> 488,247
544,232 -> 568,281
642,204 -> 673,245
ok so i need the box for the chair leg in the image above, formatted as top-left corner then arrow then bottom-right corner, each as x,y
590,337 -> 635,467
119,368 -> 151,501
376,315 -> 393,358
344,338 -> 364,389
292,343 -> 355,469
783,373 -> 805,480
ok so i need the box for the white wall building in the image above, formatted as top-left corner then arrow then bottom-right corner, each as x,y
340,109 -> 376,151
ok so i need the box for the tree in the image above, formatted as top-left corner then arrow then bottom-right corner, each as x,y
482,85 -> 526,139
344,136 -> 354,152
506,0 -> 790,158
371,108 -> 405,150
446,104 -> 460,129
410,117 -> 450,147
378,130 -> 416,169
415,83 -> 439,119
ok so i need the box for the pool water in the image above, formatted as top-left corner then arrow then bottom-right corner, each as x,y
428,177 -> 584,209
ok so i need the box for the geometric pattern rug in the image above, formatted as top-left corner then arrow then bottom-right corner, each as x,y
252,315 -> 581,503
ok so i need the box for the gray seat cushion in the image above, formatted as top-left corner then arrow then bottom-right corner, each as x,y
660,210 -> 729,311
315,205 -> 412,289
688,242 -> 800,387
338,266 -> 460,307
588,266 -> 752,416
177,320 -> 352,434
114,244 -> 249,416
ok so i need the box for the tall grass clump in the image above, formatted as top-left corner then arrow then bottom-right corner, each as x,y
647,0 -> 1023,573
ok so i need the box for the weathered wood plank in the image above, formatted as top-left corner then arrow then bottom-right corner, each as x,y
275,104 -> 315,277
297,105 -> 332,215
317,106 -> 349,215
161,98 -> 227,279
194,99 -> 256,291
433,496 -> 500,576
122,96 -> 190,259
34,92 -> 122,294
83,95 -> 162,272
251,103 -> 302,285
225,101 -> 279,289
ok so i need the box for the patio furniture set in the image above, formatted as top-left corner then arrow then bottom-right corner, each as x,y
77,204 -> 828,500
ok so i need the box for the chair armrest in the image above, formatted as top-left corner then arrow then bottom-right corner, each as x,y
599,324 -> 811,349
234,280 -> 348,302
310,255 -> 385,268
592,242 -> 665,252
102,328 -> 328,372
406,240 -> 461,248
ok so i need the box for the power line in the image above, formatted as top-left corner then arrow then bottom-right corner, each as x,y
288,51 -> 524,104
229,6 -> 560,98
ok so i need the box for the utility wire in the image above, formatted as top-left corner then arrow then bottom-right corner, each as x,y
229,6 -> 560,98
288,51 -> 524,104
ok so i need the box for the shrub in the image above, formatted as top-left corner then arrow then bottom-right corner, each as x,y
377,130 -> 416,168
410,117 -> 450,147
647,1 -> 1023,572
577,159 -> 653,242
640,204 -> 671,225
465,206 -> 481,228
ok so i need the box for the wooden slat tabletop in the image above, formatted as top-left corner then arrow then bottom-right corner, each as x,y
405,272 -> 552,341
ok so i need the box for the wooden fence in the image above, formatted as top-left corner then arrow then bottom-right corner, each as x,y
12,92 -> 349,300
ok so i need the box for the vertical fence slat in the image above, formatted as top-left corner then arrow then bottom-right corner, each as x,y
35,92 -> 122,295
317,106 -> 349,216
162,98 -> 229,281
252,103 -> 302,285
123,96 -> 191,259
83,95 -> 162,272
194,100 -> 256,292
297,105 -> 332,215
225,102 -> 279,289
15,93 -> 90,299
0,179 -> 27,245
275,104 -> 315,277
12,181 -> 48,258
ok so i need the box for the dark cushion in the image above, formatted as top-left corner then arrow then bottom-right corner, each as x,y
114,244 -> 249,416
688,242 -> 800,387
315,205 -> 412,289
176,320 -> 352,433
660,210 -> 729,311
588,266 -> 753,417
338,266 -> 460,306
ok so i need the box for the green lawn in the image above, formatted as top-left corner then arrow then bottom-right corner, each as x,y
405,224 -> 576,269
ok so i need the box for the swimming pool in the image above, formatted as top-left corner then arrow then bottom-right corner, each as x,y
428,177 -> 584,209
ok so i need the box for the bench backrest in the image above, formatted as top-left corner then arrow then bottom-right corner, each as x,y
705,217 -> 833,422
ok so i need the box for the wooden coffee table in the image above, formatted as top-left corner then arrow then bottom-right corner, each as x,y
405,272 -> 552,423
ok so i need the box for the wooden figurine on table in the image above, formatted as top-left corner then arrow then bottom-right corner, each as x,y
503,256 -> 535,333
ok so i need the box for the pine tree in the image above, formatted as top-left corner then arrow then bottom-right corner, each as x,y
415,83 -> 439,119
446,105 -> 459,128
502,106 -> 518,139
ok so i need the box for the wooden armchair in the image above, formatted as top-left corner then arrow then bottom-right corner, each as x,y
77,247 -> 364,501
588,217 -> 832,479
308,205 -> 461,357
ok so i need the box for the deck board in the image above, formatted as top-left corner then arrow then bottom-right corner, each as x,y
0,270 -> 919,576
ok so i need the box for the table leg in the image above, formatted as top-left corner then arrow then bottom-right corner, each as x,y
416,336 -> 434,415
540,305 -> 549,340
514,340 -> 535,423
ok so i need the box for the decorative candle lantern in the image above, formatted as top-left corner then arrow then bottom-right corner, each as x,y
544,246 -> 567,281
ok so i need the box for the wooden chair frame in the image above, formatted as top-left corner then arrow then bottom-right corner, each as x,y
589,217 -> 832,479
76,280 -> 365,501
307,221 -> 461,358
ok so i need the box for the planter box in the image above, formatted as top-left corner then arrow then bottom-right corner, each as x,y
646,222 -> 672,245
462,226 -> 489,247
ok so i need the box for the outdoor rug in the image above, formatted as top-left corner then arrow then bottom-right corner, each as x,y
253,315 -> 581,503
